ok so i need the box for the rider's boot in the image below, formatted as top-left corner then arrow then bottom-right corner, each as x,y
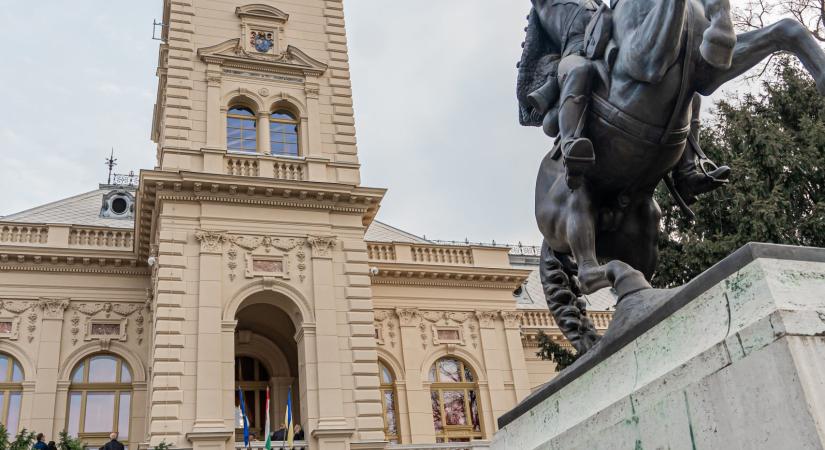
559,94 -> 595,190
673,94 -> 730,204
700,0 -> 736,69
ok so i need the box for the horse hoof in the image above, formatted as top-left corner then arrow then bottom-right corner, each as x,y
577,265 -> 610,295
701,21 -> 736,69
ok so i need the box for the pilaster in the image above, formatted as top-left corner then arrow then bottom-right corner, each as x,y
30,298 -> 69,434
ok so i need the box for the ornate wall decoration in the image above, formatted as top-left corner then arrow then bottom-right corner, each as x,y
307,236 -> 336,258
70,301 -> 147,347
26,310 -> 37,342
421,310 -> 472,347
296,247 -> 307,282
194,230 -> 227,253
373,310 -> 397,348
0,300 -> 39,342
224,234 -> 307,282
468,321 -> 479,349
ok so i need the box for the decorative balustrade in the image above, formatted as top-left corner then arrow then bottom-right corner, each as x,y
68,227 -> 134,249
410,245 -> 474,265
226,156 -> 260,177
520,310 -> 613,330
0,224 -> 48,245
368,243 -> 396,261
224,154 -> 306,181
273,160 -> 305,181
234,441 -> 308,450
387,442 -> 490,450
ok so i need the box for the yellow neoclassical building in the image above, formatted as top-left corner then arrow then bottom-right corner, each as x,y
0,1 -> 613,449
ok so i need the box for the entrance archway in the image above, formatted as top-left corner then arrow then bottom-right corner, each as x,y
233,294 -> 304,442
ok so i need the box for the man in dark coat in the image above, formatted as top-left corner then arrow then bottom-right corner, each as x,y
102,433 -> 124,450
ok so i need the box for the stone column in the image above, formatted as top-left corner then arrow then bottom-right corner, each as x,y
205,65 -> 223,151
257,112 -> 270,155
306,236 -> 353,448
30,298 -> 69,434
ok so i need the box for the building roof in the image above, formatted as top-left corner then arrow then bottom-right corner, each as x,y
2,186 -> 135,229
364,221 -> 431,244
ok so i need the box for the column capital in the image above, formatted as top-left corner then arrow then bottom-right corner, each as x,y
307,235 -> 337,259
38,297 -> 69,320
194,230 -> 227,254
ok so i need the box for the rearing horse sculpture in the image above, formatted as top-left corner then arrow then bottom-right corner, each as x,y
520,0 -> 825,354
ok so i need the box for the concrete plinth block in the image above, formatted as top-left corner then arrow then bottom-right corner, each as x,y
493,243 -> 825,450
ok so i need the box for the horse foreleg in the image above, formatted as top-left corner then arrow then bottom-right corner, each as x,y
697,19 -> 825,95
616,0 -> 688,83
560,186 -> 611,294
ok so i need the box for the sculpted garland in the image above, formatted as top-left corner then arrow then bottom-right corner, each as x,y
518,0 -> 825,353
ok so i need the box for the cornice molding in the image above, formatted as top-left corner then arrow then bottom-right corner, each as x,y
135,170 -> 384,259
369,263 -> 529,289
235,4 -> 289,23
198,39 -> 327,77
0,251 -> 146,276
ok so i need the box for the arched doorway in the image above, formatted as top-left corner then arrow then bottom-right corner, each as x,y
233,295 -> 303,442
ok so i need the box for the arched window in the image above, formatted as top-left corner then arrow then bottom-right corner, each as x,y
428,357 -> 483,442
0,354 -> 23,435
235,356 -> 270,440
227,106 -> 258,152
269,110 -> 299,156
378,361 -> 400,444
67,355 -> 132,445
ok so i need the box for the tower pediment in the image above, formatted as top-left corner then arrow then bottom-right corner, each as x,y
235,4 -> 289,23
198,39 -> 328,77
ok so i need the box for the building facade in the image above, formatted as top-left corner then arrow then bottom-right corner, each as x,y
0,1 -> 612,449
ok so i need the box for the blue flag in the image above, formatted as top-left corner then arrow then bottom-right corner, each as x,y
238,387 -> 250,447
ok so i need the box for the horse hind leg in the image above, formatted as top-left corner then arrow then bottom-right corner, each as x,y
698,19 -> 825,96
540,242 -> 600,354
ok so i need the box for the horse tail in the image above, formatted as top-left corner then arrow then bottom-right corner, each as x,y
540,241 -> 600,354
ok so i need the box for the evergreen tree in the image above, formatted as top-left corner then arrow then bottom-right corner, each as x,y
535,330 -> 579,371
654,59 -> 825,288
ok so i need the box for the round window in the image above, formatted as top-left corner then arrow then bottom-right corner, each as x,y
111,197 -> 128,215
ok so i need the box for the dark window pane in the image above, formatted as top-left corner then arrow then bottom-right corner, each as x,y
118,393 -> 131,439
443,390 -> 467,425
0,356 -> 8,382
439,359 -> 461,383
84,392 -> 116,432
464,365 -> 474,383
121,364 -> 132,383
469,390 -> 480,431
271,110 -> 295,121
229,107 -> 254,117
384,391 -> 397,435
6,392 -> 20,435
71,363 -> 84,383
89,356 -> 118,383
11,362 -> 22,383
67,392 -> 81,437
431,391 -> 442,432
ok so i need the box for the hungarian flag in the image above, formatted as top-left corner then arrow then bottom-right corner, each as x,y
284,386 -> 294,448
264,387 -> 271,450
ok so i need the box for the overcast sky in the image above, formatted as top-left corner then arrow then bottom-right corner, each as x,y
0,1 -> 756,245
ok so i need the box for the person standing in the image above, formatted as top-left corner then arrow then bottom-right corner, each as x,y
102,433 -> 124,450
32,434 -> 48,450
46,442 -> 57,450
292,424 -> 304,441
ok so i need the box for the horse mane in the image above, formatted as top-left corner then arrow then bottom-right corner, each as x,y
517,8 -> 561,127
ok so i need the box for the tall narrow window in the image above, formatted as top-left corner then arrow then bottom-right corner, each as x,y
429,357 -> 483,442
269,110 -> 299,156
234,356 -> 270,441
67,355 -> 132,446
0,354 -> 23,435
378,361 -> 400,444
228,106 -> 258,152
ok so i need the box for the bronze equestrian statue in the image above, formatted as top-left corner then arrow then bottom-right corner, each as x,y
519,0 -> 825,354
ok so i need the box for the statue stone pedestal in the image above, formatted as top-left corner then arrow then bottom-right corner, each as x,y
492,243 -> 825,450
